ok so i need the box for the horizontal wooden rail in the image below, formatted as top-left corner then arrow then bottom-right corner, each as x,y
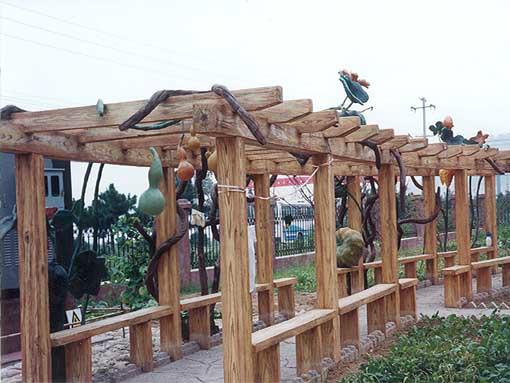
471,256 -> 510,269
443,265 -> 471,276
470,246 -> 495,255
338,284 -> 396,315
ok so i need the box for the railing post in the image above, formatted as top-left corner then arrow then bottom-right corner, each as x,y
484,175 -> 498,269
455,169 -> 473,301
378,163 -> 400,328
423,175 -> 438,284
313,154 -> 340,362
216,137 -> 254,383
15,153 -> 52,382
347,176 -> 364,292
157,166 -> 183,360
253,174 -> 275,325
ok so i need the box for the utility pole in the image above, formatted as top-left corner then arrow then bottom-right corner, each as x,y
411,97 -> 436,137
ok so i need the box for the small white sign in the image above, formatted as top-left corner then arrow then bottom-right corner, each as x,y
66,308 -> 82,328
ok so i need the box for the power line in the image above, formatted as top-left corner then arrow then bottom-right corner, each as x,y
2,33 -> 196,82
0,0 -> 241,81
1,15 -> 236,81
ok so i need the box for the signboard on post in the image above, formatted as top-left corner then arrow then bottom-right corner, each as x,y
65,308 -> 82,328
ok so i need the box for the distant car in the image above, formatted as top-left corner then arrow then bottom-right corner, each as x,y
283,223 -> 312,242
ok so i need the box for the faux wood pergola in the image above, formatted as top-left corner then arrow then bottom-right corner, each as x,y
1,85 -> 509,383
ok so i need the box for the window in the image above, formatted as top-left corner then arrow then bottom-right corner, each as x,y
51,175 -> 60,197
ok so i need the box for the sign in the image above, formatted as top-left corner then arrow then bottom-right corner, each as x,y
65,308 -> 82,328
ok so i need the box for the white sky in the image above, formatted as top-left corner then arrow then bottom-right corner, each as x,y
1,0 -> 510,203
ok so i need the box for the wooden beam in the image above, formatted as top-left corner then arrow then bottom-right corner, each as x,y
0,123 -> 174,166
252,99 -> 313,123
472,147 -> 498,159
322,116 -> 360,138
495,150 -> 510,160
485,175 -> 498,261
378,164 -> 400,327
369,129 -> 395,145
347,176 -> 364,293
253,174 -> 275,325
417,143 -> 447,157
343,125 -> 379,143
284,110 -> 338,133
438,146 -> 463,159
216,137 -> 254,382
313,154 -> 340,362
15,153 -> 51,383
380,135 -> 410,150
13,86 -> 283,133
399,138 -> 428,153
156,167 -> 182,360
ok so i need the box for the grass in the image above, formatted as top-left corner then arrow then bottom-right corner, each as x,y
274,263 -> 317,293
339,313 -> 510,383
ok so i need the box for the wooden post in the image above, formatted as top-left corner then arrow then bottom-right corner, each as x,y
367,298 -> 387,334
216,137 -> 254,383
399,286 -> 417,319
64,339 -> 92,382
253,174 -> 275,325
156,166 -> 183,360
254,345 -> 280,383
313,154 -> 341,362
188,306 -> 211,349
423,176 -> 438,284
454,170 -> 473,301
339,309 -> 360,349
378,164 -> 400,327
15,153 -> 52,383
347,176 -> 364,292
129,322 -> 154,372
296,326 -> 321,376
404,262 -> 417,279
485,175 -> 498,270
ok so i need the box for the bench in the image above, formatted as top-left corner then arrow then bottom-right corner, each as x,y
472,256 -> 510,292
252,309 -> 336,382
399,254 -> 434,279
180,292 -> 221,350
273,277 -> 297,319
50,306 -> 173,381
443,265 -> 471,307
337,284 -> 397,349
399,278 -> 418,319
438,251 -> 457,268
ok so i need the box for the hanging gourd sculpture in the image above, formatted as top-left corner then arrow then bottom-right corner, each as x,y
139,147 -> 166,216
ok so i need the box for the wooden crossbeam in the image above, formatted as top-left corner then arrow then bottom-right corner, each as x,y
282,110 -> 338,133
369,129 -> 395,145
399,138 -> 428,153
322,116 -> 360,138
438,146 -> 463,159
471,147 -> 498,159
11,86 -> 283,133
417,143 -> 447,157
380,135 -> 410,150
343,125 -> 379,143
495,150 -> 510,160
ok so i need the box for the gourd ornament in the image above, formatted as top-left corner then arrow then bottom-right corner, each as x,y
138,147 -> 165,216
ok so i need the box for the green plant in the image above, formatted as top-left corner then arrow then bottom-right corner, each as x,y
340,313 -> 510,383
274,263 -> 316,293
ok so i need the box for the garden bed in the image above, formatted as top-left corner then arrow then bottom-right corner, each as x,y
334,313 -> 510,382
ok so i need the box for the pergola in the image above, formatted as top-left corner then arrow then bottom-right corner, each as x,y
1,85 -> 509,383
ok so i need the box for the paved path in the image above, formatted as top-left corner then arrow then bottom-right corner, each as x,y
124,274 -> 508,383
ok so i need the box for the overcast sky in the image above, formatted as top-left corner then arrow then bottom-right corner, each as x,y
1,0 -> 509,203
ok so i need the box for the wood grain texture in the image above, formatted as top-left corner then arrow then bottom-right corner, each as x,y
277,285 -> 296,319
15,153 -> 51,383
296,326 -> 321,376
216,137 -> 253,383
284,110 -> 338,133
273,277 -> 297,288
129,321 -> 154,372
180,292 -> 222,310
404,262 -> 417,279
471,256 -> 510,269
251,309 -> 336,352
156,167 -> 182,360
476,268 -> 492,293
188,306 -> 211,349
399,285 -> 417,319
339,309 -> 360,349
343,125 -> 379,143
312,154 -> 340,361
322,117 -> 360,138
423,176 -> 438,284
485,175 -> 498,263
64,338 -> 92,383
378,164 -> 400,327
253,174 -> 275,325
51,306 -> 172,347
444,274 -> 461,308
254,344 -> 280,383
367,297 -> 386,334
338,284 -> 396,314
347,176 -> 364,293
503,264 -> 510,287
13,86 -> 282,133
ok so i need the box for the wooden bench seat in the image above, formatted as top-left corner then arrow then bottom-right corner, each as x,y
399,278 -> 418,319
443,265 -> 471,276
443,265 -> 471,307
252,309 -> 336,381
438,251 -> 457,267
472,256 -> 510,293
180,292 -> 221,310
180,293 -> 221,350
337,283 -> 397,349
51,305 -> 173,380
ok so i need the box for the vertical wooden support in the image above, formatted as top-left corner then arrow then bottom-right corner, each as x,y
399,286 -> 417,319
374,267 -> 383,284
423,176 -> 438,284
313,154 -> 340,362
216,137 -> 254,383
404,262 -> 417,279
485,175 -> 498,271
367,298 -> 386,334
189,306 -> 211,349
476,268 -> 492,293
15,153 -> 51,383
378,164 -> 400,327
502,264 -> 510,286
253,174 -> 275,326
254,345 -> 280,383
454,170 -> 473,301
156,166 -> 182,360
347,176 -> 364,292
64,338 -> 92,382
296,326 -> 321,376
444,256 -> 456,268
444,274 -> 460,307
337,272 -> 348,298
339,309 -> 360,349
277,285 -> 295,319
129,322 -> 154,372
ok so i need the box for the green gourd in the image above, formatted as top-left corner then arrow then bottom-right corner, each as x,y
139,147 -> 165,216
